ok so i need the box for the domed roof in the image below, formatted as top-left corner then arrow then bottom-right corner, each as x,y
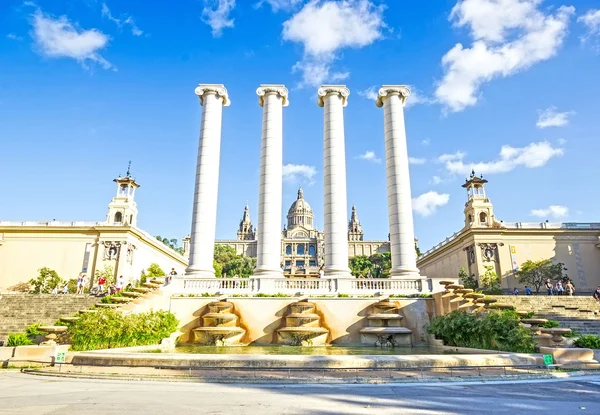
287,187 -> 313,215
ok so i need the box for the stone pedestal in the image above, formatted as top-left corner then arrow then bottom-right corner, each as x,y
254,85 -> 289,278
186,84 -> 230,278
376,86 -> 420,279
317,85 -> 351,278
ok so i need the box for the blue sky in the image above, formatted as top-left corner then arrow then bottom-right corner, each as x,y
1,0 -> 599,252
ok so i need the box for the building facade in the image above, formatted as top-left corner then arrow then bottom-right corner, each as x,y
417,172 -> 600,292
215,187 -> 390,276
0,172 -> 188,291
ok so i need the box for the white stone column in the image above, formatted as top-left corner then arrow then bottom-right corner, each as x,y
317,85 -> 351,278
186,84 -> 230,277
254,85 -> 289,278
376,85 -> 420,279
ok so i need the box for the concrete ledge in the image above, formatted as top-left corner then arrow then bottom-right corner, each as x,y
539,347 -> 597,364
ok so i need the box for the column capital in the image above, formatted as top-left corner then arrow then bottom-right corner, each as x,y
257,84 -> 289,107
376,85 -> 411,108
194,84 -> 230,107
317,85 -> 350,108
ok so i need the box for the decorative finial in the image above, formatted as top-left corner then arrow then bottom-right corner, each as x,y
298,186 -> 304,199
470,169 -> 475,178
126,160 -> 132,177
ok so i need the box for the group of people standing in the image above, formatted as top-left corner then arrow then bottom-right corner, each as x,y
544,279 -> 575,296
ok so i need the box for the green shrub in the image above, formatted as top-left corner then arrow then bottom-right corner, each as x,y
427,309 -> 535,353
574,334 -> 600,349
25,323 -> 44,338
69,309 -> 179,351
29,267 -> 63,294
254,293 -> 292,298
7,332 -> 33,347
563,328 -> 581,338
337,293 -> 350,298
541,320 -> 560,329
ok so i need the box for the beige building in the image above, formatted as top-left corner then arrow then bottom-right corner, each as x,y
417,171 -> 600,292
0,172 -> 187,290
215,187 -> 390,276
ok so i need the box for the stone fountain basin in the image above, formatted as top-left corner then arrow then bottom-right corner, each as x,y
60,316 -> 80,323
277,327 -> 329,334
367,314 -> 404,320
359,327 -> 412,334
445,284 -> 464,290
287,313 -> 320,319
477,298 -> 497,304
439,280 -> 455,286
96,303 -> 121,309
551,328 -> 572,335
143,283 -> 160,289
203,313 -> 238,320
193,327 -> 245,335
133,287 -> 152,293
38,326 -> 68,334
465,293 -> 485,299
79,309 -> 98,314
122,291 -> 143,298
522,318 -> 548,325
110,297 -> 133,303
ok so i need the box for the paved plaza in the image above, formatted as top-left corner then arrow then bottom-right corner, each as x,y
1,372 -> 599,414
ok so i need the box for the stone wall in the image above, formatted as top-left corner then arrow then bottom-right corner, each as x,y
169,297 -> 435,346
0,294 -> 98,341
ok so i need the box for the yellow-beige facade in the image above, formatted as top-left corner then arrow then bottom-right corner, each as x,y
417,172 -> 600,292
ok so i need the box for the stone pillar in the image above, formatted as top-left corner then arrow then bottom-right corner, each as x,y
376,85 -> 420,279
254,85 -> 289,278
317,85 -> 351,278
186,84 -> 230,277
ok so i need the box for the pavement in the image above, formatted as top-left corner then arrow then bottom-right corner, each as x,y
1,371 -> 600,414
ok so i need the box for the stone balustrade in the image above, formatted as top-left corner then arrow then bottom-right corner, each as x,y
177,277 -> 427,296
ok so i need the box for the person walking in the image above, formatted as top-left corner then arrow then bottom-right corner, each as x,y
513,287 -> 519,295
593,285 -> 600,304
116,275 -> 124,292
556,281 -> 564,296
565,280 -> 575,296
318,265 -> 324,279
545,279 -> 553,296
98,275 -> 106,293
525,286 -> 532,295
76,273 -> 85,295
167,268 -> 178,286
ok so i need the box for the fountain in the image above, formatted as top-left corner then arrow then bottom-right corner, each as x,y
192,300 -> 246,346
276,301 -> 329,346
360,300 -> 412,347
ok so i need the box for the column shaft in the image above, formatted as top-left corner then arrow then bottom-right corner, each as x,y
186,85 -> 230,277
378,86 -> 420,279
254,85 -> 288,277
318,86 -> 351,278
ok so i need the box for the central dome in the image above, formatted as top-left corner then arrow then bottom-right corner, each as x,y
287,187 -> 314,230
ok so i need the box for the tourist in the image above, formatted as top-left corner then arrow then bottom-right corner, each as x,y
545,279 -> 553,296
525,286 -> 532,296
76,273 -> 85,295
556,281 -> 564,296
167,268 -> 177,285
318,265 -> 324,279
51,286 -> 58,295
61,283 -> 69,295
565,280 -> 575,296
98,275 -> 106,293
116,275 -> 124,292
513,287 -> 519,296
593,285 -> 600,303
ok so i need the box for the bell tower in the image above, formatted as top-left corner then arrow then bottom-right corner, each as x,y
462,170 -> 495,229
106,162 -> 140,226
237,203 -> 255,241
348,204 -> 364,241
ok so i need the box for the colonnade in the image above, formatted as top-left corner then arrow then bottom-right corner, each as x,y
185,83 -> 420,281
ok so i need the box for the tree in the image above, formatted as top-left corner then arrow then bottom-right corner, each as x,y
458,267 -> 478,290
29,267 -> 63,294
147,263 -> 166,278
415,240 -> 422,258
480,265 -> 501,293
213,244 -> 255,278
370,252 -> 391,278
349,256 -> 372,277
155,235 -> 184,255
517,259 -> 567,293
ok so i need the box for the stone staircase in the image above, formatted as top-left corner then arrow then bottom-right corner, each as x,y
492,295 -> 600,335
0,294 -> 98,341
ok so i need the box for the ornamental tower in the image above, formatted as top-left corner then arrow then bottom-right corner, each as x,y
348,205 -> 364,241
106,162 -> 140,226
237,204 -> 255,241
462,170 -> 496,229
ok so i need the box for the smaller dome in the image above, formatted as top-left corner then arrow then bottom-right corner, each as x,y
287,187 -> 315,230
287,187 -> 313,215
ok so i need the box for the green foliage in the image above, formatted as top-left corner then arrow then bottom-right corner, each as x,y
563,328 -> 581,338
389,293 -> 433,298
541,320 -> 560,329
254,293 -> 292,298
96,264 -> 115,285
480,265 -> 501,293
29,267 -> 63,294
100,291 -> 124,303
427,309 -> 535,353
349,256 -> 372,277
349,253 -> 392,278
25,323 -> 44,338
517,259 -> 568,293
213,244 -> 255,278
146,263 -> 166,278
458,267 -> 478,290
337,293 -> 350,298
574,334 -> 600,349
415,240 -> 421,258
7,282 -> 30,292
155,235 -> 184,255
7,332 -> 33,347
213,260 -> 223,279
69,309 -> 179,351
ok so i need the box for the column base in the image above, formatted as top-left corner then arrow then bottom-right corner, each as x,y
184,268 -> 215,278
389,267 -> 421,279
252,268 -> 284,279
324,267 -> 352,279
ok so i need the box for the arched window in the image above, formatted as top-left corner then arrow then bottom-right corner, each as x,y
129,215 -> 133,224
309,245 -> 316,256
468,214 -> 473,224
285,245 -> 292,255
297,245 -> 305,255
114,212 -> 123,224
479,212 -> 487,224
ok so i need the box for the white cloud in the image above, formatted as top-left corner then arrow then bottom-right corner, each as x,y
101,2 -> 143,36
31,10 -> 113,70
437,151 -> 466,163
443,141 -> 563,175
578,9 -> 600,46
435,0 -> 574,112
7,33 -> 22,40
357,86 -> 378,101
256,0 -> 304,11
412,191 -> 450,217
557,138 -> 567,145
283,0 -> 385,87
202,0 -> 236,37
430,176 -> 443,185
536,106 -> 574,128
530,205 -> 569,219
358,150 -> 381,163
282,163 -> 317,182
408,157 -> 426,165
421,138 -> 431,146
358,84 -> 432,108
